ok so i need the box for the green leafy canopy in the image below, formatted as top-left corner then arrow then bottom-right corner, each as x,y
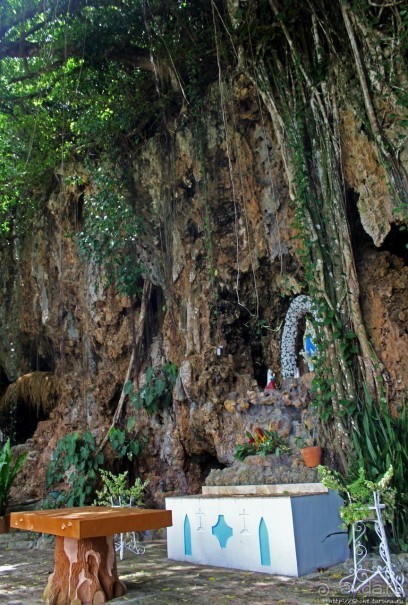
0,0 -> 222,233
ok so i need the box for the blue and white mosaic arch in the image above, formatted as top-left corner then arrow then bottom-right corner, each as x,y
281,295 -> 318,378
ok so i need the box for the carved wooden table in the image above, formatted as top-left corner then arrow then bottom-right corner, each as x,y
10,506 -> 172,605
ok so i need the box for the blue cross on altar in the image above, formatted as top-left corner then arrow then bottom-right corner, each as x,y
212,515 -> 233,548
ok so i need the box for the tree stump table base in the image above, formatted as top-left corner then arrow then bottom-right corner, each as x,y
10,506 -> 172,605
43,535 -> 126,605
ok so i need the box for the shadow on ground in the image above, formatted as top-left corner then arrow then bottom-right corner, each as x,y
0,539 -> 405,604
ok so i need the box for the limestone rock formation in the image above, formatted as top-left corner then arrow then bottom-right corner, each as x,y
0,71 -> 407,509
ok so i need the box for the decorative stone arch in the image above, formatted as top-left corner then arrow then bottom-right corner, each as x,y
280,295 -> 317,378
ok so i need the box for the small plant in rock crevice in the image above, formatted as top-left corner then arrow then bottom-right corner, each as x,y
234,426 -> 290,461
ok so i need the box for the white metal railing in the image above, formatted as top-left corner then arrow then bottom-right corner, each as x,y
339,492 -> 405,598
110,496 -> 146,561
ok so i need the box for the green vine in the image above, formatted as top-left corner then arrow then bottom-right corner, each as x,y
185,50 -> 217,295
124,362 -> 177,415
76,167 -> 145,299
286,116 -> 359,439
108,424 -> 147,462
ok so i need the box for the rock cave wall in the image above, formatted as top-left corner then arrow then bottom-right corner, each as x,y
0,75 -> 407,508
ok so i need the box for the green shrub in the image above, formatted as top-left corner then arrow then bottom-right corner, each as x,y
352,387 -> 408,551
94,469 -> 148,507
0,438 -> 27,515
318,464 -> 395,528
46,431 -> 104,507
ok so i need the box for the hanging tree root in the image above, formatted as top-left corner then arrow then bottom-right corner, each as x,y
43,535 -> 126,605
96,279 -> 152,455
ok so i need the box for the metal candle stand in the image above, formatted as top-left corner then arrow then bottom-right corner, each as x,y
111,497 -> 146,561
339,492 -> 405,598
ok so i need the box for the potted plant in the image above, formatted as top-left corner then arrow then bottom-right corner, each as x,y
317,464 -> 395,527
234,426 -> 290,461
296,427 -> 322,468
0,438 -> 27,532
94,469 -> 149,507
94,469 -> 150,560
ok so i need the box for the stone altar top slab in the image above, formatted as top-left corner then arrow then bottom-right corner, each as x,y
201,483 -> 328,496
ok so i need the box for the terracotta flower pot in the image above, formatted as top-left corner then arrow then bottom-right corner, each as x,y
301,446 -> 322,468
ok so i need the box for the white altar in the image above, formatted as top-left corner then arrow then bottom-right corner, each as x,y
166,483 -> 349,577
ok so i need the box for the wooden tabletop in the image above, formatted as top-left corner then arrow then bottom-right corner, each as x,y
10,507 -> 172,539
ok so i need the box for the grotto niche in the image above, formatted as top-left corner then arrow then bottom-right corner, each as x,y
280,295 -> 317,379
0,372 -> 57,444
